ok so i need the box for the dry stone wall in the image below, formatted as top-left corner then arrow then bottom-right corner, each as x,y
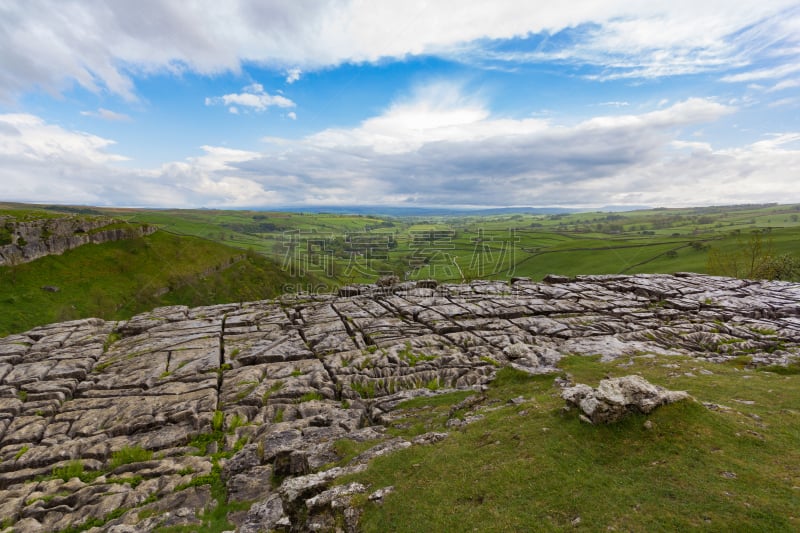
0,273 -> 798,531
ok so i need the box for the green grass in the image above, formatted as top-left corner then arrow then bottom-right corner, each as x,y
3,203 -> 798,337
211,410 -> 224,432
14,446 -> 29,460
124,203 -> 800,284
340,354 -> 800,532
50,460 -> 103,483
398,342 -> 437,367
0,230 -> 305,336
297,391 -> 325,402
108,445 -> 153,470
168,460 -> 250,532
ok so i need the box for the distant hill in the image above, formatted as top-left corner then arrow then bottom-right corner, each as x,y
250,205 -> 586,216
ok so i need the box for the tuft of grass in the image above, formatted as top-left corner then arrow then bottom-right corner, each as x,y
480,355 -> 501,367
188,432 -> 220,456
102,332 -> 121,353
398,341 -> 436,367
211,410 -> 224,433
261,380 -> 284,405
14,445 -> 29,460
351,380 -> 376,399
107,475 -> 144,488
425,378 -> 441,391
227,413 -> 246,433
108,445 -> 153,470
171,460 -> 250,532
235,382 -> 258,401
51,460 -> 103,483
758,361 -> 800,375
327,438 -> 383,468
726,355 -> 754,369
297,391 -> 324,403
93,359 -> 114,373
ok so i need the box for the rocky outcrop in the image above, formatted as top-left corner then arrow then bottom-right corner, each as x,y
562,375 -> 691,424
0,216 -> 157,266
0,273 -> 797,531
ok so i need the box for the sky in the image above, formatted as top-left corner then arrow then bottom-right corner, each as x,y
0,1 -> 799,209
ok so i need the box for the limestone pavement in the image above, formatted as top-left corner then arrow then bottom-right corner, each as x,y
0,273 -> 798,531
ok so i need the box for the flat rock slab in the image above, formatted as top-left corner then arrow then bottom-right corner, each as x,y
0,273 -> 796,530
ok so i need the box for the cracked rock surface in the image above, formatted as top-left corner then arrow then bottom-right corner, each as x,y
0,273 -> 798,531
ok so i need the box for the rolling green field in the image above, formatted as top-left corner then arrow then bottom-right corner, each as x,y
1,202 -> 798,336
117,203 -> 800,284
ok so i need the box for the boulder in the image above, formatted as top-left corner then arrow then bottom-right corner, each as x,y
562,375 -> 690,424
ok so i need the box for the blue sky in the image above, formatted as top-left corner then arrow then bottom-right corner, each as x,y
1,1 -> 799,208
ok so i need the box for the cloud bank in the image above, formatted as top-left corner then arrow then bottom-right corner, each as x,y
2,88 -> 798,208
1,1 -> 798,100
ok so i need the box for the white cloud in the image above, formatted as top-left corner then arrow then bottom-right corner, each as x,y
0,113 -> 133,205
80,108 -> 132,121
236,88 -> 794,208
768,97 -> 799,108
767,78 -> 800,92
0,113 -> 128,164
0,113 -> 278,207
1,1 -> 798,100
286,68 -> 302,84
2,92 -> 798,209
722,62 -> 800,83
287,111 -> 297,120
205,83 -> 295,113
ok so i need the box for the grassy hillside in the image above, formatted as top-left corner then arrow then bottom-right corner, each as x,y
116,203 -> 800,284
2,202 -> 798,335
341,356 -> 800,532
0,230 -> 302,336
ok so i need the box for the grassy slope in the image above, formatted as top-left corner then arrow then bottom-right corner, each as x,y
113,204 -> 800,284
343,357 -> 800,532
2,202 -> 798,334
0,231 -> 301,336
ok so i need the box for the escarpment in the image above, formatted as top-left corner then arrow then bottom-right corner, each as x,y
0,273 -> 798,531
0,215 -> 156,266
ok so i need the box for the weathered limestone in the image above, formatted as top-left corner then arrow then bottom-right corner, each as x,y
562,375 -> 691,424
0,273 -> 796,531
0,215 -> 157,266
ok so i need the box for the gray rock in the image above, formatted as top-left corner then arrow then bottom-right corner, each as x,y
0,273 -> 797,531
0,215 -> 157,266
305,482 -> 366,510
228,465 -> 274,502
369,486 -> 395,502
562,375 -> 691,424
240,493 -> 289,533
